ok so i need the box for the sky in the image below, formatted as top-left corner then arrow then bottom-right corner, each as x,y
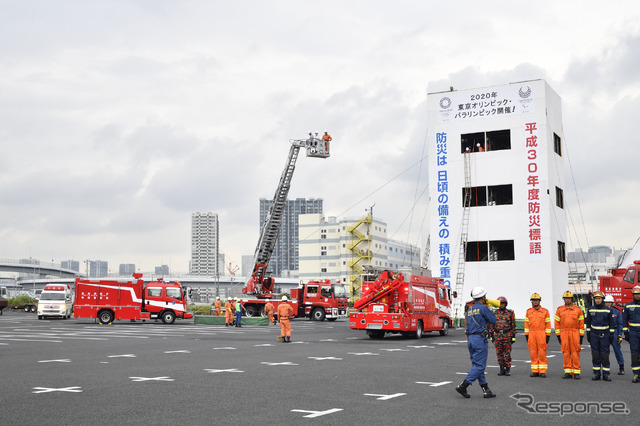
1,1 -> 639,274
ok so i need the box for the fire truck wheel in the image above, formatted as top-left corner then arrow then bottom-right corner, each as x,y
259,307 -> 266,317
31,305 -> 36,313
439,319 -> 449,336
161,311 -> 176,324
98,309 -> 115,325
311,308 -> 326,321
24,306 -> 30,312
413,321 -> 424,339
245,306 -> 258,317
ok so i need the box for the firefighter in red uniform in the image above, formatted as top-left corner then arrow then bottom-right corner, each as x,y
525,293 -> 551,377
277,295 -> 294,343
489,296 -> 516,376
554,290 -> 584,380
264,298 -> 276,325
214,296 -> 222,316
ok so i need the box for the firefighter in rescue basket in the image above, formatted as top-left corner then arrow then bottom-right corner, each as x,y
488,296 -> 516,376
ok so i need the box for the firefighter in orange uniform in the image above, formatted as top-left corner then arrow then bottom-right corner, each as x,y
214,296 -> 222,316
224,297 -> 233,327
264,298 -> 276,325
277,295 -> 294,343
554,290 -> 584,380
525,293 -> 551,377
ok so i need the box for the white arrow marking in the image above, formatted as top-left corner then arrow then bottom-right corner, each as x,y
364,393 -> 406,400
254,344 -> 274,347
204,368 -> 244,373
415,381 -> 452,387
108,354 -> 136,358
348,352 -> 379,356
261,361 -> 298,366
38,359 -> 71,363
380,349 -> 409,352
33,386 -> 82,393
213,347 -> 237,350
164,350 -> 191,354
130,376 -> 174,382
308,356 -> 342,361
291,408 -> 343,418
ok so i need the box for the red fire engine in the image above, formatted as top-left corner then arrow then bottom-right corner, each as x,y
74,273 -> 193,324
236,135 -> 348,320
241,279 -> 348,321
599,260 -> 640,304
349,270 -> 453,339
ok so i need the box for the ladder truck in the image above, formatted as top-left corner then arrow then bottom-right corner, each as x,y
243,135 -> 330,299
240,135 -> 348,321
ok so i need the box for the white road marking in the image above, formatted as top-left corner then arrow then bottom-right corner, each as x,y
254,344 -> 274,347
213,347 -> 237,350
164,350 -> 191,354
380,348 -> 409,352
291,408 -> 343,418
108,354 -> 136,358
433,342 -> 457,345
204,368 -> 244,373
33,386 -> 82,393
261,361 -> 298,366
415,381 -> 452,387
308,356 -> 342,361
364,393 -> 406,400
319,339 -> 337,342
348,352 -> 379,356
130,376 -> 174,382
38,359 -> 71,363
406,345 -> 435,349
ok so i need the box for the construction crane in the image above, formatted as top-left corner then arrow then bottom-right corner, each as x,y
243,135 -> 331,298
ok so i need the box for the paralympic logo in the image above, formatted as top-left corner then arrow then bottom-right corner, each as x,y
510,393 -> 630,417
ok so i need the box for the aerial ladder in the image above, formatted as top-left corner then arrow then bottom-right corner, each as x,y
243,135 -> 330,298
353,270 -> 405,311
453,151 -> 472,324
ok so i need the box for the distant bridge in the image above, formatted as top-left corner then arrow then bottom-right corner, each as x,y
0,259 -> 84,278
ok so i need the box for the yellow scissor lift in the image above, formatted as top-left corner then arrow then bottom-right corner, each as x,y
347,214 -> 372,301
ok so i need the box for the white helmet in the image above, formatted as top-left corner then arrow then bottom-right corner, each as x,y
265,298 -> 270,302
604,295 -> 615,303
470,286 -> 487,299
282,295 -> 288,301
216,296 -> 220,300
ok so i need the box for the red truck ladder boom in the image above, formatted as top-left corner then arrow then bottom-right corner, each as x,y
353,270 -> 405,311
244,136 -> 330,297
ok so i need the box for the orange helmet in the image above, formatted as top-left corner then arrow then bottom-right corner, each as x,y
562,290 -> 573,298
593,291 -> 604,299
632,286 -> 640,295
530,293 -> 541,300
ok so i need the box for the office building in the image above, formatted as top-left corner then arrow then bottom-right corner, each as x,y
190,212 -> 220,276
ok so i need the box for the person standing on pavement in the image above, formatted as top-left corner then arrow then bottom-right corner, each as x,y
604,295 -> 625,375
525,293 -> 551,378
455,286 -> 497,399
264,298 -> 276,325
554,291 -> 584,380
234,297 -> 244,327
622,285 -> 640,383
224,297 -> 233,327
489,296 -> 516,377
586,291 -> 615,381
214,296 -> 222,316
277,295 -> 294,343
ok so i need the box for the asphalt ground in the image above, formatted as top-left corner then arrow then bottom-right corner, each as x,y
1,311 -> 638,425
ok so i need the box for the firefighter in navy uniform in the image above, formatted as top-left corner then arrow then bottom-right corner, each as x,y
489,296 -> 516,376
456,287 -> 497,399
586,291 -> 615,381
604,295 -> 625,375
623,285 -> 640,383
